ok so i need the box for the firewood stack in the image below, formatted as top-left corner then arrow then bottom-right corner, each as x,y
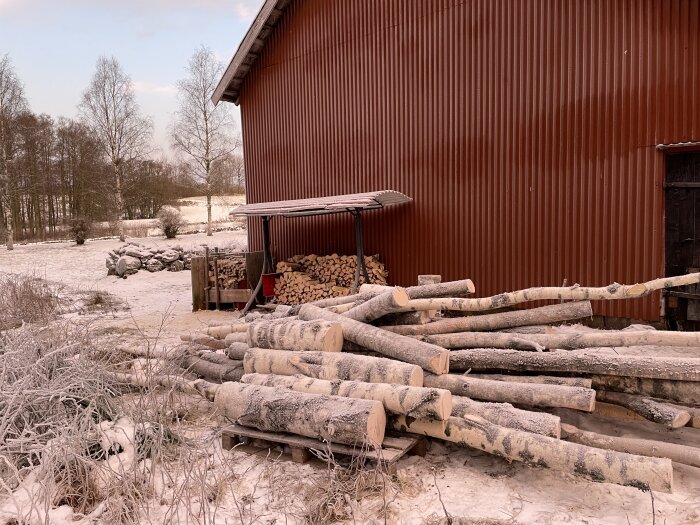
209,257 -> 247,289
274,253 -> 388,304
116,272 -> 700,494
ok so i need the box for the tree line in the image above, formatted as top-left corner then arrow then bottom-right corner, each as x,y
0,47 -> 243,248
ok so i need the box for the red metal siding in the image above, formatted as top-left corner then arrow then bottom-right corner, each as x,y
239,0 -> 700,320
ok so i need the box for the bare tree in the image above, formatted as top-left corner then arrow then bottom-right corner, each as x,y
79,56 -> 152,241
171,46 -> 239,236
0,54 -> 27,250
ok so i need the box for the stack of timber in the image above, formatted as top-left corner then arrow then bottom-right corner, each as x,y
210,257 -> 246,289
115,272 -> 700,494
274,253 -> 388,304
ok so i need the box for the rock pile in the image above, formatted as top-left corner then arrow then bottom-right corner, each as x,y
106,243 -> 193,278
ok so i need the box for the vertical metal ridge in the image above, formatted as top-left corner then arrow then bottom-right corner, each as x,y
239,0 -> 700,320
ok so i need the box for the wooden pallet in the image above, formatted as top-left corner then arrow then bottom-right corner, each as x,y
221,423 -> 427,474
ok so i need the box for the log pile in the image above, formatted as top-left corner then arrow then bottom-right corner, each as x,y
114,271 -> 700,494
210,257 -> 246,289
274,253 -> 388,304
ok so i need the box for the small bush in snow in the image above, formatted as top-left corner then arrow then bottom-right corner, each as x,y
157,206 -> 184,239
70,218 -> 91,245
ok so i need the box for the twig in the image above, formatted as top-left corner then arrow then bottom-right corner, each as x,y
432,468 -> 452,525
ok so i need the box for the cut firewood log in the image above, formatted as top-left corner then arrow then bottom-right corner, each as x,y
388,415 -> 673,492
383,301 -> 593,336
417,332 -> 545,351
243,348 -> 424,386
423,373 -> 596,412
180,334 -> 227,350
451,396 -> 561,438
343,288 -> 409,323
391,273 -> 700,313
204,324 -> 248,339
241,373 -> 452,421
247,319 -> 343,352
589,375 -> 700,404
297,304 -> 449,374
215,383 -> 386,447
561,424 -> 700,468
360,278 -> 475,299
468,373 -> 592,389
226,342 -> 251,360
224,332 -> 249,345
596,391 -> 691,429
449,349 -> 700,381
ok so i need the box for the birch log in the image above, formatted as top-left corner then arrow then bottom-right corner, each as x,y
499,330 -> 700,350
468,373 -> 592,388
180,354 -> 244,383
359,279 -> 475,298
384,301 -> 593,336
561,424 -> 700,468
243,348 -> 424,386
388,415 -> 673,492
417,332 -> 545,351
180,334 -> 227,350
214,382 -> 385,446
226,342 -> 251,360
380,310 -> 433,326
204,324 -> 248,339
392,273 -> 700,312
590,375 -> 700,404
247,319 -> 343,352
298,304 -> 449,374
451,396 -> 561,438
596,391 -> 691,429
423,373 -> 596,411
241,373 -> 452,420
449,349 -> 700,381
224,332 -> 249,345
343,288 -> 409,323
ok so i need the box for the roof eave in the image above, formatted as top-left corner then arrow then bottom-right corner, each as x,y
212,0 -> 291,106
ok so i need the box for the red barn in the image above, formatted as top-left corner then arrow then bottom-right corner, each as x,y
214,0 -> 700,322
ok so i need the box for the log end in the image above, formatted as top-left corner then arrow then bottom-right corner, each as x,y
393,287 -> 410,307
323,323 -> 344,352
671,411 -> 692,429
367,401 -> 387,447
437,390 -> 453,421
430,350 -> 451,375
409,366 -> 425,387
465,279 -> 476,294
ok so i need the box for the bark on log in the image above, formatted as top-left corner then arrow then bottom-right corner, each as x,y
214,382 -> 386,447
226,342 -> 251,361
325,303 -> 356,314
383,301 -> 593,336
451,396 -> 561,438
243,348 -> 424,386
596,391 -> 691,429
224,332 -> 249,345
343,288 -> 409,323
379,310 -> 433,326
417,332 -> 545,351
241,373 -> 452,420
467,373 -> 592,388
392,273 -> 700,313
449,349 -> 700,381
247,319 -> 343,352
561,424 -> 700,468
180,334 -> 227,350
417,275 -> 442,286
388,415 -> 673,492
204,324 -> 248,339
590,375 -> 700,404
107,372 -> 218,401
423,373 -> 596,412
359,278 -> 475,299
500,330 -> 700,350
298,304 -> 449,374
180,354 -> 244,383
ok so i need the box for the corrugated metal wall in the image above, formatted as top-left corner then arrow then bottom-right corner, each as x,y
239,0 -> 700,320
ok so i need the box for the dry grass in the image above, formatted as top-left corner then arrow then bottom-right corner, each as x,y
0,274 -> 62,330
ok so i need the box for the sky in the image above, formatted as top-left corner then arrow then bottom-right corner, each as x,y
0,0 -> 265,156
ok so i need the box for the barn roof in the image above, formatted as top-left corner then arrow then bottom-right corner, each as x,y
229,191 -> 412,218
213,0 -> 291,106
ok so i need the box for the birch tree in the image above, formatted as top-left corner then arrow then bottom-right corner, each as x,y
171,46 -> 239,236
0,54 -> 27,250
79,56 -> 152,241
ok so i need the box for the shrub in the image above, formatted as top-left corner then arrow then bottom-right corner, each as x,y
157,206 -> 185,239
70,218 -> 92,245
